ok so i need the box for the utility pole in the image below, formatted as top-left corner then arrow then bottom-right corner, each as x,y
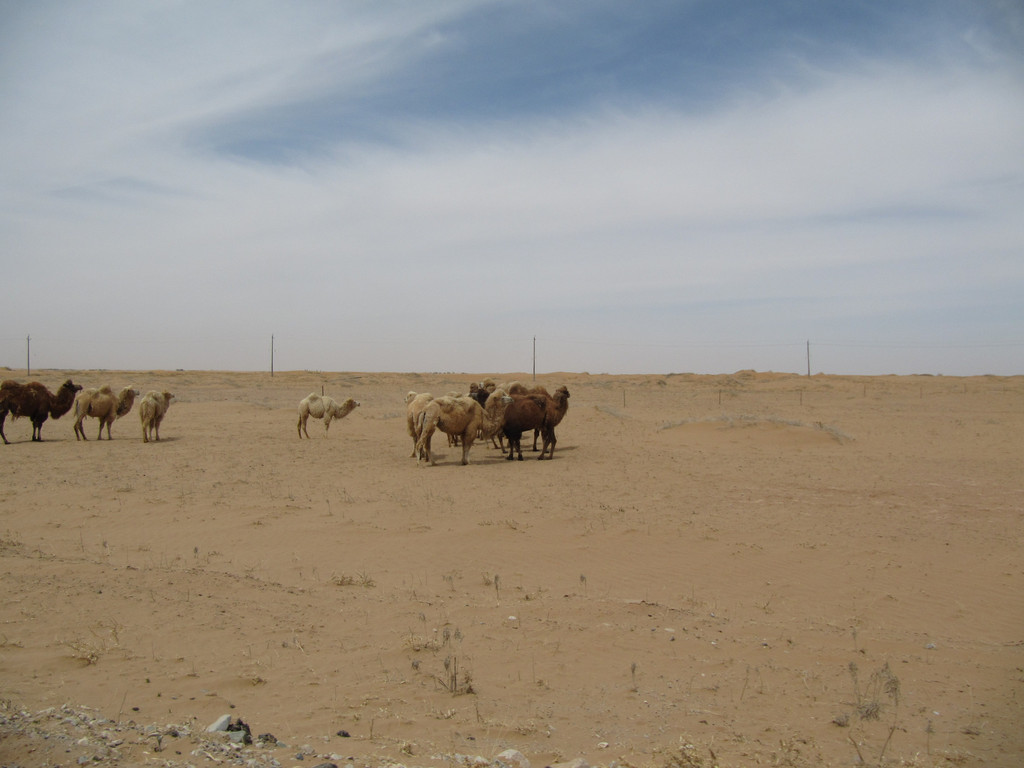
532,336 -> 536,382
270,334 -> 275,377
806,340 -> 811,377
26,335 -> 30,377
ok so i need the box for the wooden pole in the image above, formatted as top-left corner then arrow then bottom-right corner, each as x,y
806,340 -> 811,377
26,335 -> 30,377
532,336 -> 536,382
270,334 -> 274,377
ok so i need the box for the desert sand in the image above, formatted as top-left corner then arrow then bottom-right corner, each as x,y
1,368 -> 1021,768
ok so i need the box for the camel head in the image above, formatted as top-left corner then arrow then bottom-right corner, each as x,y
51,380 -> 84,418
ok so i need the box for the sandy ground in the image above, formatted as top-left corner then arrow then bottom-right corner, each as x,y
0,369 -> 1021,768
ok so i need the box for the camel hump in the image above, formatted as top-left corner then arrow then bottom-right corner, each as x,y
98,385 -> 113,394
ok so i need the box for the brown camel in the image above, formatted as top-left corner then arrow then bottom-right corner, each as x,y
0,379 -> 82,444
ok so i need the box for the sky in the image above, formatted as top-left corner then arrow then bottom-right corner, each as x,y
1,1 -> 1022,376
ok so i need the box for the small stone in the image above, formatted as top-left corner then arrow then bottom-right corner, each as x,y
207,714 -> 232,733
495,748 -> 530,768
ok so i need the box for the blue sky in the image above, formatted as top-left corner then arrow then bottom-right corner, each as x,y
2,1 -> 1022,375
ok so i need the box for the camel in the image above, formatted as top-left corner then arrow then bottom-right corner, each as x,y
470,381 -> 506,451
492,381 -> 569,452
501,394 -> 552,461
139,391 -> 175,443
297,393 -> 359,438
0,379 -> 82,444
405,392 -> 434,458
502,386 -> 569,460
442,391 -> 465,448
73,385 -> 139,440
537,385 -> 570,455
415,389 -> 513,466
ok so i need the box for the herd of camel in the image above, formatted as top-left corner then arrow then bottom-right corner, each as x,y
403,379 -> 571,466
0,378 -> 174,445
295,378 -> 571,465
0,377 -> 569,465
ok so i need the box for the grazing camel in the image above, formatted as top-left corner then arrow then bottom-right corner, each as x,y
139,391 -> 175,443
297,393 -> 359,438
73,385 -> 139,440
0,379 -> 82,444
416,390 -> 512,466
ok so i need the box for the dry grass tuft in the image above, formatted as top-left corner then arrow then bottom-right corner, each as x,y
331,572 -> 375,587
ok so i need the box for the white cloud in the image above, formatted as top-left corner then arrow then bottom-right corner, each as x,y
1,2 -> 1022,374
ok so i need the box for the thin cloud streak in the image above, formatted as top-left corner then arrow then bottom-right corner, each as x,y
1,2 -> 1022,375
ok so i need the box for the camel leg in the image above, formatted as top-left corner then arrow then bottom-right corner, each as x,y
507,433 -> 522,460
416,427 -> 435,466
415,438 -> 430,465
461,434 -> 473,465
0,413 -> 8,445
323,416 -> 331,438
540,428 -> 556,459
505,433 -> 524,461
